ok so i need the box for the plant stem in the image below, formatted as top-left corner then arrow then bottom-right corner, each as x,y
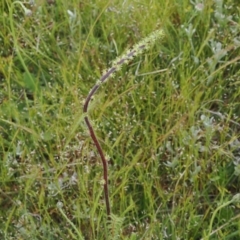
83,29 -> 164,218
83,114 -> 111,216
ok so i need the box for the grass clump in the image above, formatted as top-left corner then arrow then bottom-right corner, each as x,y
0,0 -> 240,239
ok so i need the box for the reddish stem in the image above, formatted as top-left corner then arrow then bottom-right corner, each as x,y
83,43 -> 148,218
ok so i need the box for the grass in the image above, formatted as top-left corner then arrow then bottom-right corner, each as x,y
83,29 -> 165,219
0,0 -> 240,239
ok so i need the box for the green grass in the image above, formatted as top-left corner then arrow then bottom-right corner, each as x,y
0,0 -> 240,239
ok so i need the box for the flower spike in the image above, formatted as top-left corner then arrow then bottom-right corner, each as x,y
83,29 -> 164,218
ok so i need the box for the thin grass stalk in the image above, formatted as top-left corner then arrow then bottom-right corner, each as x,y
83,29 -> 165,218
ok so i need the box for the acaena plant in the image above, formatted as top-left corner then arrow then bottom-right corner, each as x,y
83,29 -> 165,219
